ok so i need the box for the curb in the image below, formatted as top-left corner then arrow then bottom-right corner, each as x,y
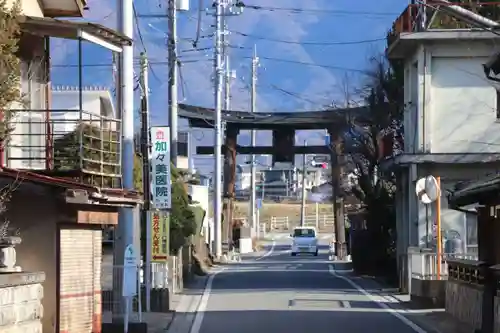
168,266 -> 225,333
167,274 -> 211,333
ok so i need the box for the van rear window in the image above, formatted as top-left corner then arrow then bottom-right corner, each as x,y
293,228 -> 315,238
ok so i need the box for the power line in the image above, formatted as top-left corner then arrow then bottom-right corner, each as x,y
53,54 -> 359,73
132,3 -> 162,82
244,4 -> 398,17
242,56 -> 365,73
51,59 -> 211,68
264,83 -> 330,108
230,30 -> 386,45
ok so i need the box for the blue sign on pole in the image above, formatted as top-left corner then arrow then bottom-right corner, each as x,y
256,198 -> 262,210
325,134 -> 330,146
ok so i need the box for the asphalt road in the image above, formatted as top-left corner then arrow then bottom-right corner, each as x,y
190,237 -> 429,333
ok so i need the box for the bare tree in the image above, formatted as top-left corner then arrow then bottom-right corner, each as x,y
346,56 -> 403,202
342,55 -> 404,277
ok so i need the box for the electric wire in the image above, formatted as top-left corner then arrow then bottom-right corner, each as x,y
230,30 -> 386,45
243,4 -> 398,17
132,3 -> 162,83
241,56 -> 366,73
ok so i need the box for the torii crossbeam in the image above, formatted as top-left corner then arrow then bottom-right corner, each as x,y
179,103 -> 370,260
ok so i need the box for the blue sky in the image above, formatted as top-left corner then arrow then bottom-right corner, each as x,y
51,0 -> 408,174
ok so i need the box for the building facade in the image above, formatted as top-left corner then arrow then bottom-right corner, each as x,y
384,5 -> 500,280
0,1 -> 135,332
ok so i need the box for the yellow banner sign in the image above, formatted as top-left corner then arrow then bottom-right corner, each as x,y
151,211 -> 169,262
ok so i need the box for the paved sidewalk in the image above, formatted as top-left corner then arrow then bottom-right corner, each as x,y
102,310 -> 175,333
349,275 -> 475,333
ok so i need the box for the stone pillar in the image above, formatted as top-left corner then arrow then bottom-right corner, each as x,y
328,128 -> 347,260
223,125 -> 238,248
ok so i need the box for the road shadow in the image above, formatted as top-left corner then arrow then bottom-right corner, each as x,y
185,309 -> 431,333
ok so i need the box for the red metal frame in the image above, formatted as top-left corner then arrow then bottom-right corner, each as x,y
0,166 -> 139,198
391,2 -> 500,38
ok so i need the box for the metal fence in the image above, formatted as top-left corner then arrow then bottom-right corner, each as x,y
408,250 -> 479,280
101,258 -> 182,325
101,264 -> 143,324
265,214 -> 335,231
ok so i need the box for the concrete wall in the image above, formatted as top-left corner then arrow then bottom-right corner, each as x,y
411,278 -> 446,307
445,280 -> 483,330
0,272 -> 45,333
445,283 -> 500,333
403,40 -> 500,154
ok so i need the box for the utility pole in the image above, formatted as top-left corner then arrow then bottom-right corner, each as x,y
331,134 -> 347,260
113,0 -> 135,323
213,0 -> 224,259
222,14 -> 231,111
300,141 -> 307,227
139,53 -> 152,312
168,0 -> 178,166
250,46 -> 258,236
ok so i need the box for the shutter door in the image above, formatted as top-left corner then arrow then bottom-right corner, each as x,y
59,228 -> 102,333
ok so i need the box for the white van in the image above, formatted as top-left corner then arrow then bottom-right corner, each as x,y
290,226 -> 318,256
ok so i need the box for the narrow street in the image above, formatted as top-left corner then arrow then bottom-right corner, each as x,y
189,237 -> 428,333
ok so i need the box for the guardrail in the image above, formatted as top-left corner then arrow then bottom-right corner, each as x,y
268,215 -> 335,230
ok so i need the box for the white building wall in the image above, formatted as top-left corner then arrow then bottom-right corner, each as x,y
404,41 -> 500,154
6,0 -> 44,17
430,56 -> 500,153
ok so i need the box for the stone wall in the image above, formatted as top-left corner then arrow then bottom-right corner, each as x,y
0,272 -> 45,333
445,280 -> 483,330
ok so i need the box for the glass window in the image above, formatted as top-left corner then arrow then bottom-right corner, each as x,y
293,228 -> 316,238
465,212 -> 477,246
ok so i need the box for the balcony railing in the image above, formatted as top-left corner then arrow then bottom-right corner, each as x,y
6,109 -> 122,188
388,1 -> 500,45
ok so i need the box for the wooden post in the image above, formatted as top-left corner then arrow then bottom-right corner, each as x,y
223,126 -> 238,248
328,128 -> 347,260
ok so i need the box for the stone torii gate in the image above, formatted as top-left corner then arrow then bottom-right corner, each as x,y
179,103 -> 369,259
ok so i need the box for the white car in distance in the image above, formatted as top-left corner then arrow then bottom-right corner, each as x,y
290,226 -> 318,256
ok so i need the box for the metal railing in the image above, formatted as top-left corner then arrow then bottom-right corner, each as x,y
448,258 -> 486,286
267,214 -> 335,231
7,109 -> 122,188
388,2 -> 500,45
409,249 -> 479,280
101,264 -> 143,323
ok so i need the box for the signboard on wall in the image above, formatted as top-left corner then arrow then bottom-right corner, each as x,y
151,210 -> 170,262
150,126 -> 171,209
